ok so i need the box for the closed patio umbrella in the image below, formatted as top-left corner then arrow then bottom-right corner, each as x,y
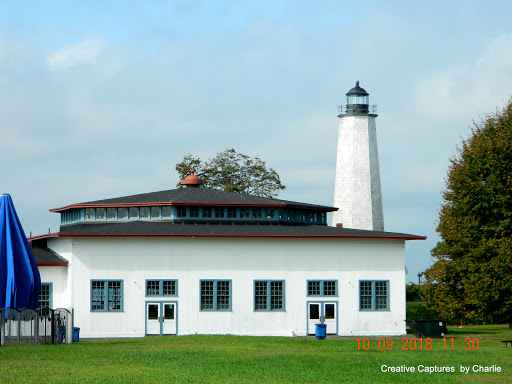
0,193 -> 41,309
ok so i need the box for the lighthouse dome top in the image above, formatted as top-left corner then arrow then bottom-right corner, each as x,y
346,81 -> 369,97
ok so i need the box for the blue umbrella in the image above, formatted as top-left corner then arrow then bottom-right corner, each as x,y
0,193 -> 41,309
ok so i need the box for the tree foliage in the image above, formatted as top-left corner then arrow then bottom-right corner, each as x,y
406,282 -> 421,302
175,149 -> 286,198
421,101 -> 512,326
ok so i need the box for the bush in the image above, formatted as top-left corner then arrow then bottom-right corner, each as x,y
406,301 -> 439,320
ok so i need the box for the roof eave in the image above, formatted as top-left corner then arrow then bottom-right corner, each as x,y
33,232 -> 426,241
50,202 -> 338,213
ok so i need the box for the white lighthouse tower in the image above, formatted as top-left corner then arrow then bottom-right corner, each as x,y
332,82 -> 384,231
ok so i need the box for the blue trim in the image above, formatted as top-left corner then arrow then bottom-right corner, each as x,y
199,279 -> 232,311
253,280 -> 285,311
307,280 -> 338,297
90,280 -> 124,312
145,301 -> 178,336
145,279 -> 178,296
39,282 -> 53,308
359,280 -> 389,311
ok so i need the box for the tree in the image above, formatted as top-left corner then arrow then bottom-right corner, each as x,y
406,282 -> 421,302
422,100 -> 512,327
175,149 -> 286,198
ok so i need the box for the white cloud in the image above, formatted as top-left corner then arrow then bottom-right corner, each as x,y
46,40 -> 105,70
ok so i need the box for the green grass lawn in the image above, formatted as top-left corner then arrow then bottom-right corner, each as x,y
1,325 -> 511,383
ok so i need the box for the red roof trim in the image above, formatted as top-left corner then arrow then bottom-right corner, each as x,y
49,202 -> 337,213
37,263 -> 68,267
45,233 -> 426,241
28,233 -> 60,241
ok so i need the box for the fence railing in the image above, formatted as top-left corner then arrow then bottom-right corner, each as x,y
0,307 -> 73,346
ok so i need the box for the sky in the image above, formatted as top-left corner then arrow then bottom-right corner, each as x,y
1,0 -> 512,283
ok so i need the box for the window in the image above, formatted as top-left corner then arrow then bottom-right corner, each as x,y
140,207 -> 149,218
39,283 -> 52,309
189,207 -> 199,218
308,280 -> 338,296
265,208 -> 274,219
96,208 -> 105,220
254,281 -> 284,311
118,208 -> 127,219
91,280 -> 123,311
200,280 -> 231,311
85,208 -> 95,220
162,206 -> 171,218
151,206 -> 160,218
129,207 -> 138,219
107,207 -> 116,219
177,206 -> 187,218
201,207 -> 212,218
227,207 -> 237,218
240,208 -> 250,219
360,281 -> 389,310
214,208 -> 225,218
146,280 -> 177,296
252,207 -> 261,219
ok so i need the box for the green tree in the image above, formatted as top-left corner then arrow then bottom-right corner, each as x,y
421,101 -> 512,327
175,149 -> 286,198
406,282 -> 421,302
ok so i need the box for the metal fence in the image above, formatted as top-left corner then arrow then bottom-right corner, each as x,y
0,307 -> 73,346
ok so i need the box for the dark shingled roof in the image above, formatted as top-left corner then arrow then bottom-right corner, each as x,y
31,246 -> 68,266
50,188 -> 337,212
346,81 -> 369,96
57,221 -> 426,240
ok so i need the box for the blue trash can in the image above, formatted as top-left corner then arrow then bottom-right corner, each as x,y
73,327 -> 80,342
315,324 -> 327,339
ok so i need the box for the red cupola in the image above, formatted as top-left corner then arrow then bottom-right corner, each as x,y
180,169 -> 203,188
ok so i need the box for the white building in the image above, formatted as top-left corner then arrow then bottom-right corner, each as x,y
30,172 -> 424,338
30,84 -> 425,338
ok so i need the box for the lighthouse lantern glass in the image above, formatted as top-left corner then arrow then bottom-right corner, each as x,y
347,95 -> 368,105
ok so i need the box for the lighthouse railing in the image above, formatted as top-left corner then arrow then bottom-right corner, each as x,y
337,105 -> 378,115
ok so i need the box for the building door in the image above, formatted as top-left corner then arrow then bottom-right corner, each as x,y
146,302 -> 177,335
161,303 -> 176,335
308,302 -> 337,335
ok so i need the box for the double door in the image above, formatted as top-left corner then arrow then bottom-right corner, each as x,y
308,302 -> 337,335
146,302 -> 177,335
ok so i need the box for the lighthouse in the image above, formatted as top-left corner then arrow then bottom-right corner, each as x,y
332,82 -> 384,231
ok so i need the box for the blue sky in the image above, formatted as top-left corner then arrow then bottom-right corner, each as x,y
1,0 -> 512,282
